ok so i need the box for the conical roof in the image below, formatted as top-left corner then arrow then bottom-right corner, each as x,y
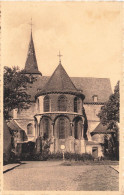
24,32 -> 41,75
36,61 -> 85,99
43,62 -> 77,92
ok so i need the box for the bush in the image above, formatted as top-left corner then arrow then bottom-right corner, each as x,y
19,151 -> 94,162
48,152 -> 63,160
47,152 -> 94,161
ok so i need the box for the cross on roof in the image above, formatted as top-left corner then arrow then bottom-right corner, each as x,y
57,51 -> 63,63
29,18 -> 33,31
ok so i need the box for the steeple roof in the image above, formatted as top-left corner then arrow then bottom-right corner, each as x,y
36,61 -> 85,99
24,31 -> 41,75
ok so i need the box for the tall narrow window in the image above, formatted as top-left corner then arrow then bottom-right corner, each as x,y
58,95 -> 67,111
44,96 -> 50,112
74,97 -> 78,112
59,118 -> 65,139
27,123 -> 33,135
44,118 -> 49,139
74,121 -> 78,139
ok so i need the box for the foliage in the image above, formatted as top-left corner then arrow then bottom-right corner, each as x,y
98,81 -> 119,130
103,134 -> 119,160
82,107 -> 88,140
47,152 -> 94,161
98,81 -> 119,160
4,66 -> 33,120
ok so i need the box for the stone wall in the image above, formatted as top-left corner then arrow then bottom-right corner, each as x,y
17,103 -> 36,119
86,144 -> 103,157
92,134 -> 104,143
83,104 -> 101,122
83,104 -> 102,136
37,94 -> 83,114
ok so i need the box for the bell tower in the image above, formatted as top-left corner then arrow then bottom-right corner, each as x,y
23,20 -> 42,77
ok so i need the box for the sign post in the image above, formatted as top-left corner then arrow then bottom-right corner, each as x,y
60,145 -> 65,161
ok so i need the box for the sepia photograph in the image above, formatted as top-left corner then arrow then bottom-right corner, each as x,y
1,1 -> 122,193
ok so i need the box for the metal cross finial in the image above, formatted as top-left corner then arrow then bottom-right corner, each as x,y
29,18 -> 33,31
57,51 -> 63,63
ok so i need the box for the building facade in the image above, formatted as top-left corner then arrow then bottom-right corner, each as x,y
12,31 -> 113,158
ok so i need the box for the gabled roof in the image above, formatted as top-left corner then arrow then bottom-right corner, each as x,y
7,119 -> 25,132
36,62 -> 85,99
23,32 -> 41,75
90,123 -> 115,135
71,77 -> 112,103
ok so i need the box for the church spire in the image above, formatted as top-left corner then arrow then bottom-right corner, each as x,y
24,26 -> 42,75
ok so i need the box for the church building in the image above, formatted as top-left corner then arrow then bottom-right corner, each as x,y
11,31 -> 113,158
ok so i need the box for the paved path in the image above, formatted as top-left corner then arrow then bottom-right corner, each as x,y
3,163 -> 21,173
3,161 -> 119,191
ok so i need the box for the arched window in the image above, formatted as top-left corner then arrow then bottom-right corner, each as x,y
43,118 -> 49,139
74,118 -> 82,139
27,123 -> 33,135
58,95 -> 67,111
44,96 -> 50,112
59,117 -> 65,139
74,97 -> 78,112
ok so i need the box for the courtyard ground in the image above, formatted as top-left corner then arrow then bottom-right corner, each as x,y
3,161 -> 119,191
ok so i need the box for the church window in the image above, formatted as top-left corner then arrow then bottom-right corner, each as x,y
74,119 -> 82,139
74,97 -> 78,112
74,121 -> 78,139
44,96 -> 50,112
27,123 -> 33,135
44,118 -> 49,139
58,95 -> 67,111
59,118 -> 65,139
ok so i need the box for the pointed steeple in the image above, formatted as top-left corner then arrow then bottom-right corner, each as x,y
24,31 -> 42,75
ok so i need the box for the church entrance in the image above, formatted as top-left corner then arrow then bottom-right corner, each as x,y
92,147 -> 98,158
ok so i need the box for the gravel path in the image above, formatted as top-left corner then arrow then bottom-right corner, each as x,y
3,161 -> 119,191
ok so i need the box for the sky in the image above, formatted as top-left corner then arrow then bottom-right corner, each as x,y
1,1 -> 123,90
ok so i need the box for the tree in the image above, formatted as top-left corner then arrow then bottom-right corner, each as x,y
98,81 -> 119,129
98,81 -> 119,160
4,66 -> 33,120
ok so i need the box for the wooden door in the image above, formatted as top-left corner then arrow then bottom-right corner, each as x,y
92,147 -> 98,158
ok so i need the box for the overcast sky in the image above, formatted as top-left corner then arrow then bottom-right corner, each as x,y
1,1 -> 122,90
